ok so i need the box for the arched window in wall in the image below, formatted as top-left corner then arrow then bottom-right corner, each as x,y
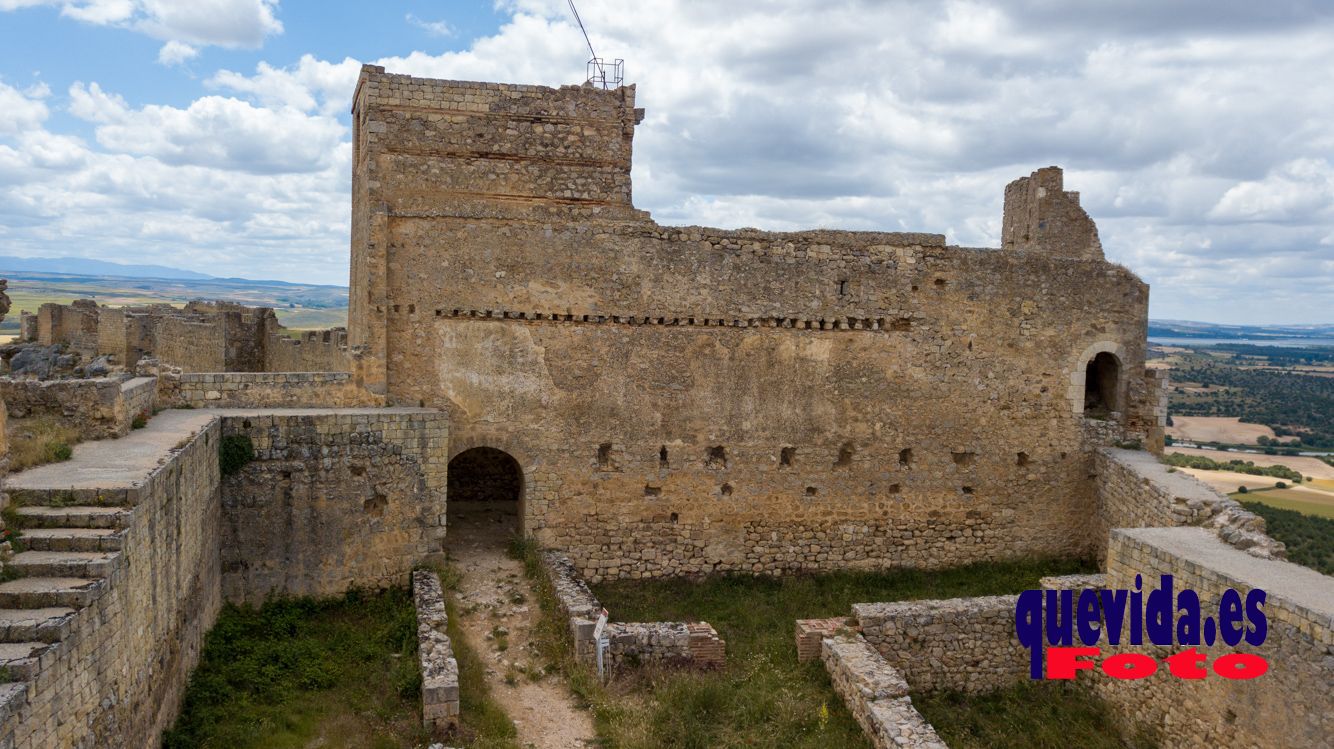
1083,351 -> 1121,418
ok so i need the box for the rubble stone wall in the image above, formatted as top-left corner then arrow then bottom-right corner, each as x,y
264,326 -> 352,372
156,317 -> 226,372
1093,527 -> 1332,749
853,595 -> 1029,694
169,372 -> 381,409
412,570 -> 459,735
218,409 -> 447,603
0,418 -> 222,748
539,550 -> 725,668
349,66 -> 1157,582
1093,448 -> 1282,561
0,376 -> 154,439
821,633 -> 948,749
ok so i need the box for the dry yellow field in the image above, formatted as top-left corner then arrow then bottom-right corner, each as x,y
1167,446 -> 1334,479
1180,468 -> 1288,494
1166,416 -> 1295,445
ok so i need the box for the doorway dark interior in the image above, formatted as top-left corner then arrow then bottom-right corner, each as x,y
446,447 -> 522,545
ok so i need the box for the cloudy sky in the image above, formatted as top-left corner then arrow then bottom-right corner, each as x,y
0,1 -> 1331,324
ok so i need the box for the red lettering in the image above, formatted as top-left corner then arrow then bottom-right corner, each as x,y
1164,648 -> 1208,679
1212,653 -> 1269,680
1101,653 -> 1157,680
1045,646 -> 1100,679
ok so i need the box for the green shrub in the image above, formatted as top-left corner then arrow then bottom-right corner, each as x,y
1241,501 -> 1334,575
1161,452 -> 1302,482
46,442 -> 73,463
131,413 -> 148,430
218,435 -> 255,476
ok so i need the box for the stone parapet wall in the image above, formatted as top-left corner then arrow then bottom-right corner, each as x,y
0,375 -> 154,439
1094,527 -> 1333,748
264,327 -> 351,372
853,595 -> 1028,694
0,416 -> 222,748
412,570 -> 459,735
1094,448 -> 1283,560
119,377 -> 155,427
820,633 -> 948,749
156,317 -> 226,372
168,372 -> 381,409
539,550 -> 725,668
219,408 -> 447,602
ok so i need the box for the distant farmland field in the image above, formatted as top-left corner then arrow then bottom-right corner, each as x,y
0,272 -> 348,335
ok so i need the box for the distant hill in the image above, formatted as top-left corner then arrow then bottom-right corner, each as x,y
1150,320 -> 1334,341
0,255 -> 216,281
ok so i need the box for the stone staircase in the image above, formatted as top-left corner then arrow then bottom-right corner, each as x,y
0,501 -> 129,689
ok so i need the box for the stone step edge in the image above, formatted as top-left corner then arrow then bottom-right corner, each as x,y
7,486 -> 141,508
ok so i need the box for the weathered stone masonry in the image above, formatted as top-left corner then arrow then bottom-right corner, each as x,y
348,65 -> 1162,581
219,408 -> 447,603
0,405 -> 447,748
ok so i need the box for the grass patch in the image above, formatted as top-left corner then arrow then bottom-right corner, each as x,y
1240,500 -> 1334,574
163,588 -> 428,749
519,545 -> 1096,749
5,415 -> 81,472
915,681 -> 1155,749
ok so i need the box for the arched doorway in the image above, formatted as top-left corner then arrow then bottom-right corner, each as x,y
1083,351 -> 1121,417
446,447 -> 522,545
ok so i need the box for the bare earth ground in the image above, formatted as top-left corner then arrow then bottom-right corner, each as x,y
1165,416 -> 1295,445
1168,446 -> 1334,479
447,502 -> 596,749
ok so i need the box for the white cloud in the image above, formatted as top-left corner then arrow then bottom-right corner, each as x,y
1,0 -> 281,48
67,81 -> 127,123
2,0 -> 1333,320
68,82 -> 345,174
406,13 -> 453,38
0,80 -> 50,135
157,40 -> 199,66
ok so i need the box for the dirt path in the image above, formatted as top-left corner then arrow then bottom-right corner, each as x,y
447,503 -> 597,749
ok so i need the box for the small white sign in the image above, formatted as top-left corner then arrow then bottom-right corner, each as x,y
592,607 -> 609,641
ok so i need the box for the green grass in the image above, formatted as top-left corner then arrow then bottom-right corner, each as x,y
915,682 -> 1155,749
519,546 -> 1097,749
1240,500 -> 1334,575
163,588 -> 428,749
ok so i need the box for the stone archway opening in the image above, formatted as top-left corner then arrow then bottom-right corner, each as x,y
1083,351 -> 1121,418
446,446 -> 522,546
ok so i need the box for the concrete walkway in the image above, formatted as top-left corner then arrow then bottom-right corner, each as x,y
7,410 -> 216,491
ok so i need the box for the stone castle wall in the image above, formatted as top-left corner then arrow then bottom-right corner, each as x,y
0,376 -> 156,439
0,417 -> 222,748
853,595 -> 1029,694
33,299 -> 352,374
264,326 -> 352,372
218,409 -> 447,603
37,302 -> 98,356
167,372 -> 381,409
1093,527 -> 1332,748
1093,448 -> 1282,562
350,66 -> 1156,581
155,317 -> 227,372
